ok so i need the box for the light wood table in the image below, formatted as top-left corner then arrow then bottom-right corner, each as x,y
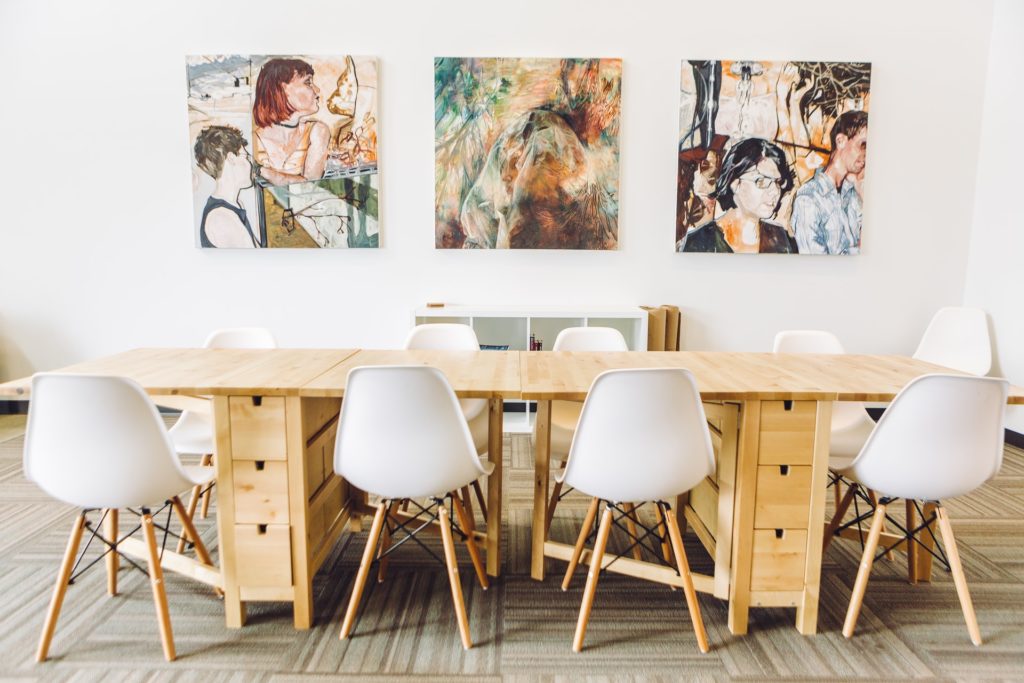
302,349 -> 523,577
520,351 -> 1024,636
0,348 -> 361,630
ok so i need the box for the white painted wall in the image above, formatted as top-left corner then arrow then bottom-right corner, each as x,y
0,0 -> 996,383
964,0 -> 1024,432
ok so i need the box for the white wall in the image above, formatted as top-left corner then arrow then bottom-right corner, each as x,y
0,0 -> 996,381
965,0 -> 1024,432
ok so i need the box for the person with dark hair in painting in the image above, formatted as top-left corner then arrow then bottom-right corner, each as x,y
678,137 -> 797,253
791,110 -> 868,254
252,57 -> 330,186
193,125 -> 260,248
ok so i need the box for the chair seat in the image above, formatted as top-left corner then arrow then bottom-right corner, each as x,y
168,411 -> 213,455
182,464 -> 216,488
531,400 -> 582,462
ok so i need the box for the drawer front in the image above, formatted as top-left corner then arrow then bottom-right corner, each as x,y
233,460 -> 289,524
754,465 -> 812,529
229,397 -> 287,461
688,477 -> 718,538
234,523 -> 292,587
750,529 -> 807,591
758,401 -> 816,466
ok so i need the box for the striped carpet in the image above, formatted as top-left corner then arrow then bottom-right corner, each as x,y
1,415 -> 1023,681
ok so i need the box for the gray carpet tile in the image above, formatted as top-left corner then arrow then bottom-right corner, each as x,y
1,415 -> 1022,681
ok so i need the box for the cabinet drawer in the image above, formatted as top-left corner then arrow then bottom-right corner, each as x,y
750,529 -> 807,591
234,524 -> 292,587
229,397 -> 286,461
688,477 -> 718,538
758,401 -> 816,466
233,460 -> 289,524
754,465 -> 812,529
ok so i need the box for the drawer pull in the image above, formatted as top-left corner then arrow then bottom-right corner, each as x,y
783,400 -> 793,410
775,529 -> 785,539
255,460 -> 265,471
252,396 -> 263,407
257,524 -> 268,535
779,465 -> 789,476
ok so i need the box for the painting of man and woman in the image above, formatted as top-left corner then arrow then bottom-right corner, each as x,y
186,54 -> 379,249
676,60 -> 871,255
434,57 -> 622,249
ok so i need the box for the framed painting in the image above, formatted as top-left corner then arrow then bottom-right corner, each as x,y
186,54 -> 379,248
676,60 -> 871,255
435,57 -> 621,249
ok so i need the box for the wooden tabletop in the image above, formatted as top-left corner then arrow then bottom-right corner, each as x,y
301,349 -> 522,398
0,348 -> 360,398
519,351 -> 1024,403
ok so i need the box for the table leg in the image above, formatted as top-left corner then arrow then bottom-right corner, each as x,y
728,400 -> 760,634
286,397 -> 313,629
796,400 -> 832,635
212,396 -> 245,628
531,400 -> 552,581
104,508 -> 119,596
486,398 -> 504,577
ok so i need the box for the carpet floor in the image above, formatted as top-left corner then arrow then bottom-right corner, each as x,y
1,416 -> 1023,682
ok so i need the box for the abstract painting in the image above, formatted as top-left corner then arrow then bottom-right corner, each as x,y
186,54 -> 379,249
676,61 -> 871,254
435,57 -> 622,249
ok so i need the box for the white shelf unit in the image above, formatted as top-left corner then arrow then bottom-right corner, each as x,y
413,305 -> 648,433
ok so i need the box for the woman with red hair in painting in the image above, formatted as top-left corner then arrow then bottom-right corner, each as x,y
252,58 -> 330,185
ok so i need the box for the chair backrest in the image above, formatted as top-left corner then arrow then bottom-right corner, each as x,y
404,323 -> 486,419
772,330 -> 869,432
24,374 -> 196,509
772,330 -> 845,355
334,365 -> 488,500
912,307 -> 991,376
562,368 -> 715,503
403,323 -> 480,351
552,327 -> 629,352
846,374 -> 1008,501
204,327 -> 277,349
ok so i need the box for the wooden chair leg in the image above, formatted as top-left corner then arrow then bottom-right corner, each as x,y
823,483 -> 858,553
176,484 -> 202,554
563,497 -> 600,592
573,504 -> 613,653
439,505 -> 472,650
461,485 -> 475,525
104,508 -> 119,596
170,496 -> 221,596
664,503 -> 710,653
36,512 -> 87,662
834,475 -> 842,510
653,503 -> 677,591
867,490 -> 895,561
199,453 -> 214,519
622,503 -> 644,561
451,491 -> 488,590
141,512 -> 175,661
340,501 -> 388,639
472,480 -> 488,521
545,480 -> 564,535
843,502 -> 888,639
917,502 -> 939,582
377,501 -> 399,584
906,500 -> 917,584
936,506 -> 982,646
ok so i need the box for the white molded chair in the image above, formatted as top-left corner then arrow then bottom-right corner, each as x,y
532,327 -> 629,533
560,368 -> 713,653
333,365 -> 492,650
171,327 -> 276,552
913,307 -> 991,376
25,373 -> 216,662
404,323 -> 489,517
837,374 -> 1008,646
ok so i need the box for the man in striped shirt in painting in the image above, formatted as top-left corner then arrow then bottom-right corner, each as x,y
791,111 -> 868,255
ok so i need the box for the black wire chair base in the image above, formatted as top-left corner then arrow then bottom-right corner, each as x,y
580,500 -> 678,575
68,502 -> 189,585
373,496 -> 466,570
